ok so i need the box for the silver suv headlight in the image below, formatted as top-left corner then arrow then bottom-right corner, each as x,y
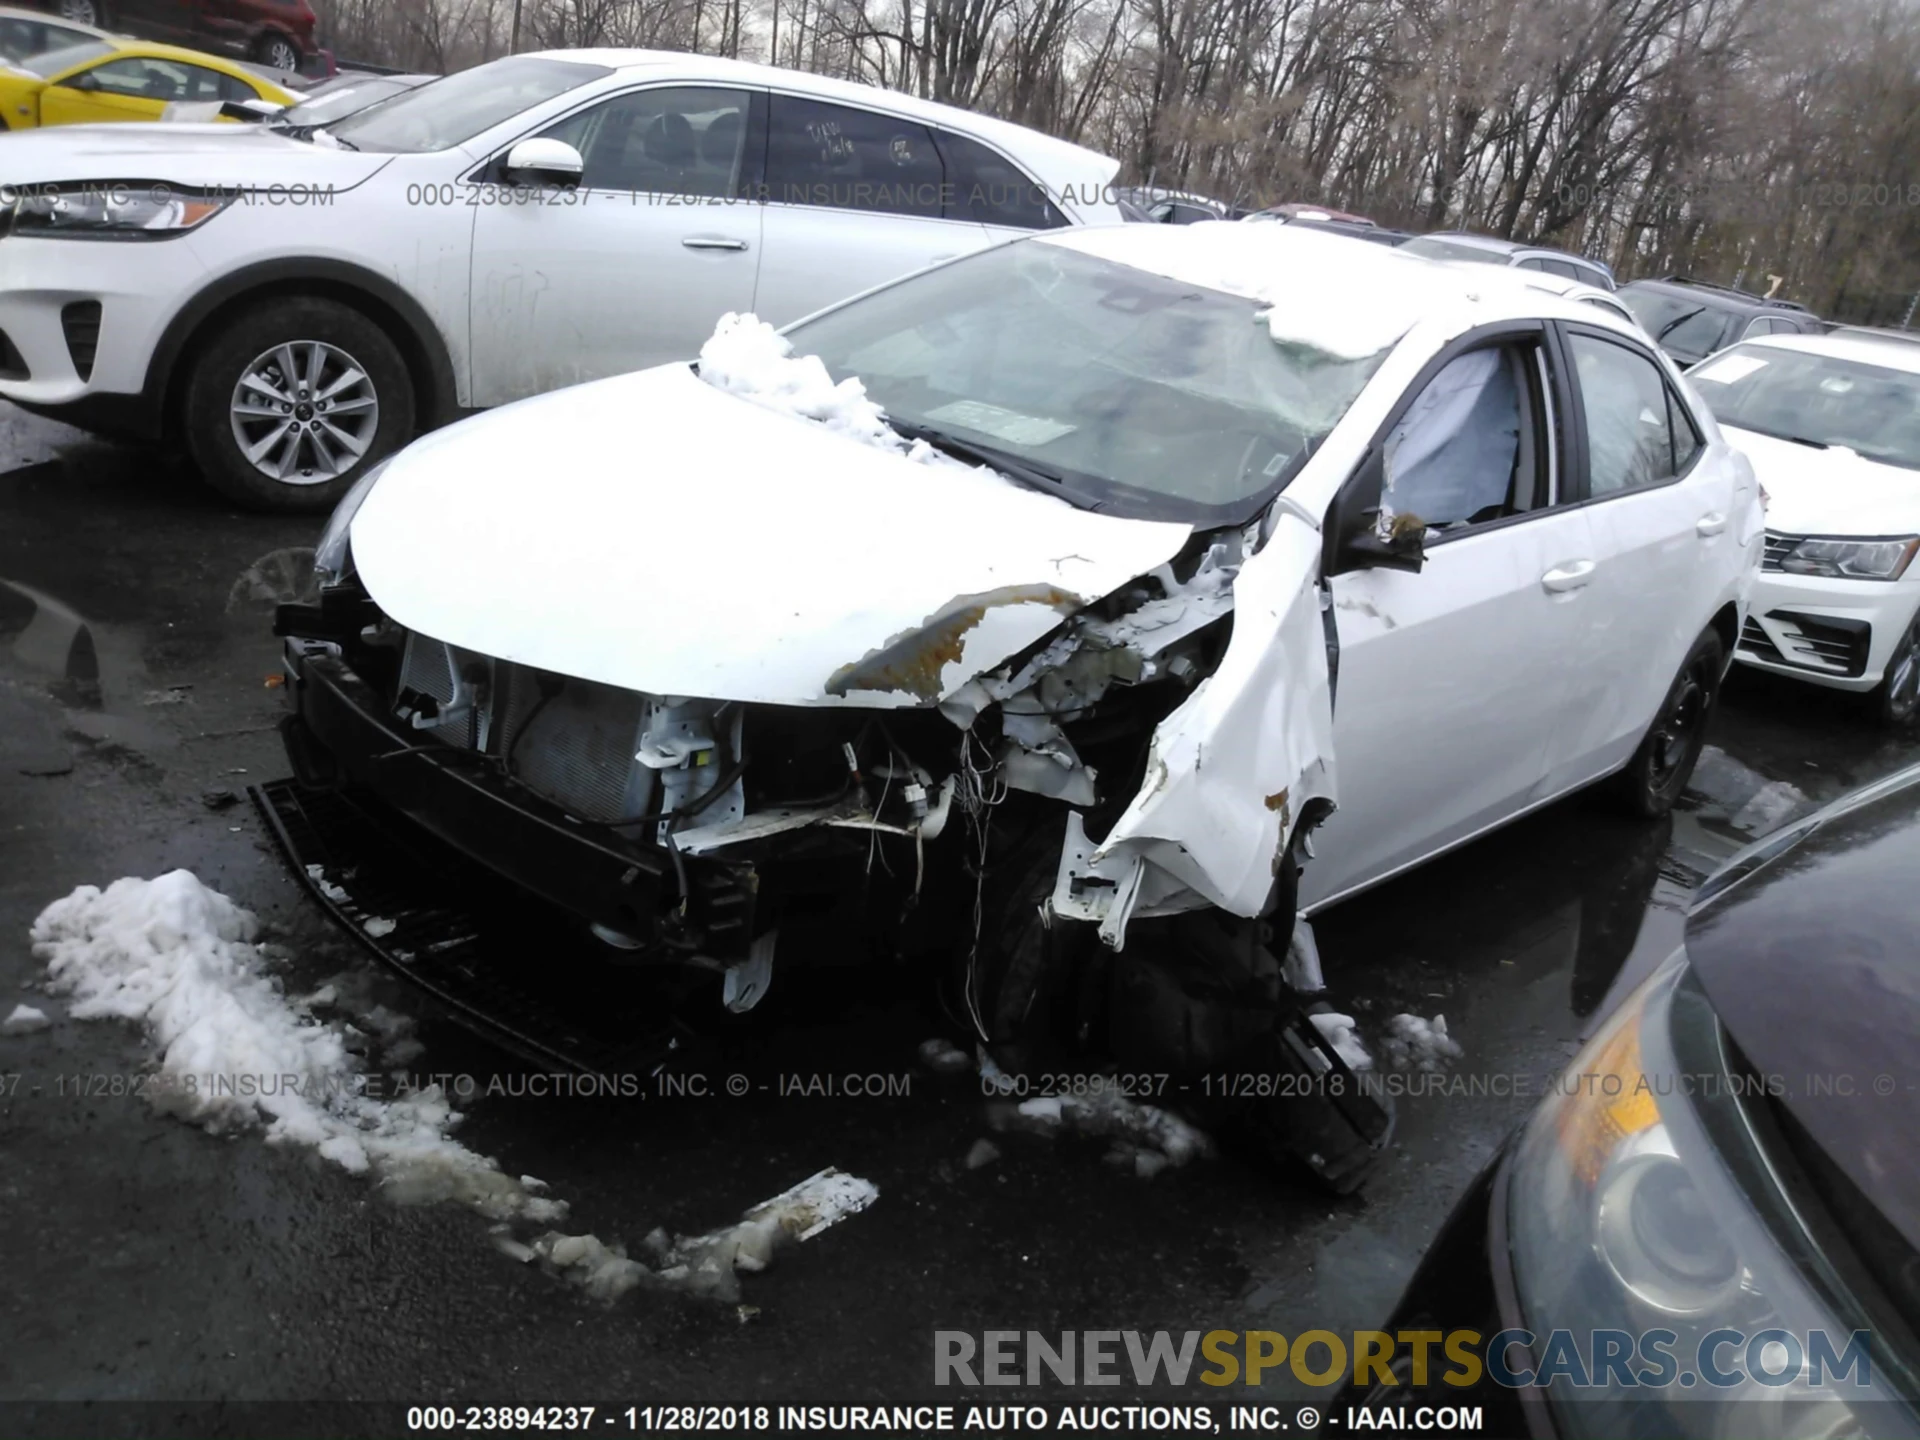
313,459 -> 390,586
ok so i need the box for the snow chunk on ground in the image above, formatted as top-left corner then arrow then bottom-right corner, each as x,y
2,1003 -> 51,1034
1382,1012 -> 1464,1073
1310,1012 -> 1373,1071
534,1167 -> 879,1305
918,1036 -> 972,1075
303,864 -> 348,903
988,1088 -> 1212,1174
29,870 -> 563,1224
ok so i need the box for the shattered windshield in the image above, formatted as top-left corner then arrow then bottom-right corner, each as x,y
782,238 -> 1389,524
1689,344 -> 1920,469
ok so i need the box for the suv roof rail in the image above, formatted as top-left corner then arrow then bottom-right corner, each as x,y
1655,274 -> 1810,310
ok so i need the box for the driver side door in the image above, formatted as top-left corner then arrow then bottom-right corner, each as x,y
466,85 -> 765,406
1301,325 -> 1600,910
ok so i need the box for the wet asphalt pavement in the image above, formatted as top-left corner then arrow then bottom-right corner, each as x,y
1,404 -> 1915,1425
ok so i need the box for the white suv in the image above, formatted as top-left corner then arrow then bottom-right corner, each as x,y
0,50 -> 1120,509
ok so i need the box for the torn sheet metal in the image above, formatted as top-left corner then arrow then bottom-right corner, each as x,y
1083,508 -> 1338,939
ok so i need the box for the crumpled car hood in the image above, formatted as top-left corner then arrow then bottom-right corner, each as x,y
1729,426 -> 1920,536
350,364 -> 1193,707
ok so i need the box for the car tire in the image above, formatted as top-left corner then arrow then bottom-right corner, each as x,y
56,0 -> 104,23
1606,626 -> 1726,818
183,296 -> 414,514
1873,612 -> 1920,727
251,32 -> 302,71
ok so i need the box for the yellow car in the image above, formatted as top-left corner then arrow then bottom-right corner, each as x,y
0,36 -> 294,128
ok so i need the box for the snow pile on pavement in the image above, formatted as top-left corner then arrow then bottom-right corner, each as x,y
2,1003 -> 51,1034
528,1168 -> 880,1305
1310,1012 -> 1373,1071
1382,1012 -> 1464,1073
28,870 -> 563,1224
988,1089 -> 1213,1178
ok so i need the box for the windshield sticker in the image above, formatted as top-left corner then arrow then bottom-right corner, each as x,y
923,400 -> 1076,447
1692,353 -> 1769,385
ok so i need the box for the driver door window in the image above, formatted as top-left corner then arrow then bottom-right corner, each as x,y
537,86 -> 753,199
1379,344 -> 1545,535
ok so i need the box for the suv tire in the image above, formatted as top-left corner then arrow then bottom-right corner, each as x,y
183,296 -> 414,513
251,32 -> 302,71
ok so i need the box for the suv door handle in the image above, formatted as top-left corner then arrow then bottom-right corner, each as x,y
682,236 -> 749,251
1696,512 -> 1728,537
1541,560 -> 1596,592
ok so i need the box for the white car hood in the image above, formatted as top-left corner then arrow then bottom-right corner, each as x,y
350,365 -> 1193,707
0,123 -> 392,189
1728,426 -> 1920,536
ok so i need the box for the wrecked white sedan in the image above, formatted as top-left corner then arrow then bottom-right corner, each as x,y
271,221 -> 1760,1185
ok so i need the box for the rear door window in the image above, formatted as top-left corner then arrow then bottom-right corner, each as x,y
935,129 -> 1065,229
1567,331 -> 1696,495
764,95 -> 945,218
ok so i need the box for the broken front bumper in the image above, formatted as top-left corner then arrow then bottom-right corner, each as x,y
279,637 -> 759,961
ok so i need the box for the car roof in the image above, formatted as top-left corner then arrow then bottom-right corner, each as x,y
1620,276 -> 1812,314
1730,329 -> 1920,375
524,48 -> 1119,191
1035,219 -> 1645,351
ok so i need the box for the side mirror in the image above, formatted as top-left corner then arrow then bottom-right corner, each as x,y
1325,446 -> 1427,575
502,137 -> 584,188
1342,514 -> 1427,573
69,70 -> 101,91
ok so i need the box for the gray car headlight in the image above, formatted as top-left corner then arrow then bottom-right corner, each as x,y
1776,535 -> 1920,581
313,459 -> 390,586
1503,952 -> 1901,1439
10,185 -> 232,239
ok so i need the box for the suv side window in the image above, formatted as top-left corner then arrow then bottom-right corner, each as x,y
765,94 -> 944,218
1568,332 -> 1693,495
934,130 -> 1066,229
1568,261 -> 1612,290
538,86 -> 752,197
1380,342 -> 1550,534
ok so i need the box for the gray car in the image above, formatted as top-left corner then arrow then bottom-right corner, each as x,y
1400,230 -> 1617,291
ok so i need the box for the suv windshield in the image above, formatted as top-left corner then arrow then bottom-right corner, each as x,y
324,57 -> 609,153
784,237 -> 1391,525
1620,288 -> 1741,360
20,39 -> 111,76
1689,344 -> 1920,469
